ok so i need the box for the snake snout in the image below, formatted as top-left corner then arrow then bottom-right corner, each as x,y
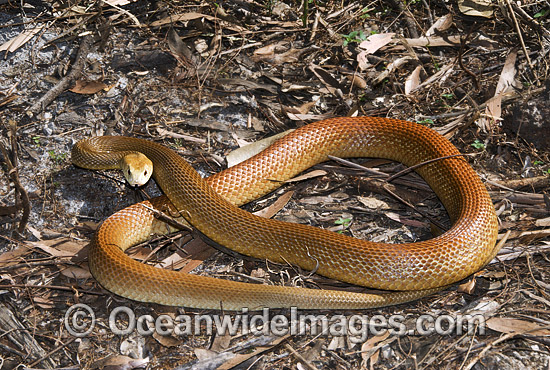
120,152 -> 153,187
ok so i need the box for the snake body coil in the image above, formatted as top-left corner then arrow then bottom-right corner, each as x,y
72,117 -> 499,310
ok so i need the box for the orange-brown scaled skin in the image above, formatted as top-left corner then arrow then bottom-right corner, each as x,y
72,117 -> 500,310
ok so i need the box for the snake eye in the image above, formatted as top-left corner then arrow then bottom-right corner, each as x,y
144,170 -> 148,176
127,169 -> 131,176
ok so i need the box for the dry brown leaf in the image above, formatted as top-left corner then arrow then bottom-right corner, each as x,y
373,56 -> 414,85
226,130 -> 294,168
477,270 -> 506,279
28,239 -> 86,258
126,246 -> 155,261
208,29 -> 222,57
102,0 -> 140,26
0,26 -> 43,53
283,100 -> 318,115
231,131 -> 255,148
79,220 -> 101,231
357,196 -> 390,210
405,65 -> 422,95
179,238 -> 216,274
495,49 -> 518,95
358,33 -> 395,54
33,295 -> 54,310
252,43 -> 278,55
482,96 -> 502,127
70,79 -> 111,95
349,74 -> 367,89
211,332 -> 232,353
218,335 -> 288,370
385,212 -> 429,228
535,216 -> 550,227
167,28 -> 195,66
309,64 -> 344,97
411,64 -> 454,93
150,12 -> 215,27
252,42 -> 287,61
0,245 -> 32,266
361,34 -> 462,55
327,336 -> 346,350
218,78 -> 278,94
486,317 -> 550,335
254,191 -> 294,219
91,354 -> 149,370
360,332 -> 390,369
519,230 -> 550,245
403,35 -> 461,47
250,267 -> 267,278
156,251 -> 188,270
60,266 -> 92,279
286,113 -> 333,121
300,194 -> 342,205
480,49 -> 517,130
458,0 -> 494,18
458,278 -> 477,294
194,348 -> 219,361
151,11 -> 244,31
55,239 -> 88,255
280,82 -> 311,92
426,14 -> 453,36
285,170 -> 327,183
152,327 -> 181,348
103,0 -> 131,5
253,45 -> 308,65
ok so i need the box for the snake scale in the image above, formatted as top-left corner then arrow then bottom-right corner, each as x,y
72,117 -> 499,310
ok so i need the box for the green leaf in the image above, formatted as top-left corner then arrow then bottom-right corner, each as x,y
341,30 -> 369,46
334,217 -> 351,226
534,9 -> 549,18
417,118 -> 434,125
471,139 -> 485,150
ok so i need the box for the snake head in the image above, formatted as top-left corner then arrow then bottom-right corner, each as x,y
120,153 -> 153,187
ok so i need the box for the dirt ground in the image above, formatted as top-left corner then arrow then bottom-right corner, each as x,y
1,1 -> 549,369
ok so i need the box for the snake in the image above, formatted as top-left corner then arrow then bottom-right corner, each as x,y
71,117 -> 500,310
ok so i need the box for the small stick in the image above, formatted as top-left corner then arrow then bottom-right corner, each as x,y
0,121 -> 30,235
27,34 -> 94,116
0,284 -> 103,296
284,343 -> 318,370
383,183 -> 449,231
386,153 -> 471,182
328,153 -> 477,231
505,0 -> 533,69
139,203 -> 193,232
27,337 -> 78,369
458,25 -> 480,91
386,0 -> 419,38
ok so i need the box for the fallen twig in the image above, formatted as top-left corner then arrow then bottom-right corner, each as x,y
27,34 -> 94,116
0,121 -> 30,235
386,0 -> 419,38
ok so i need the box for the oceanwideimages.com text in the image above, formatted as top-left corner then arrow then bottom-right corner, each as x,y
65,304 -> 486,342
